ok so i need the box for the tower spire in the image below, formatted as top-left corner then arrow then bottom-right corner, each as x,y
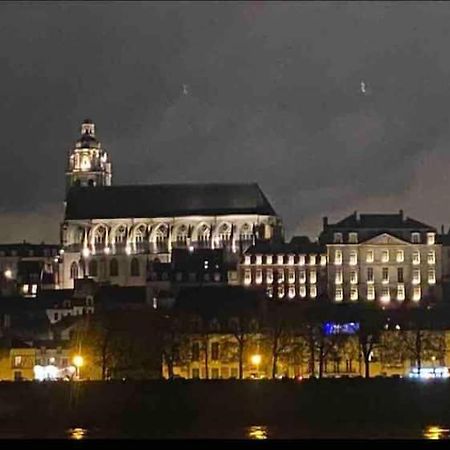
65,119 -> 112,196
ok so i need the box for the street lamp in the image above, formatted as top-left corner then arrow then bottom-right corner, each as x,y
73,355 -> 84,380
4,269 -> 12,279
251,354 -> 262,378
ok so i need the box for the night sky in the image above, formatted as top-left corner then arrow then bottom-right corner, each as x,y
2,1 -> 450,243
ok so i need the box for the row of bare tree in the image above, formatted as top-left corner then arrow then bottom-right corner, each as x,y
70,298 -> 450,380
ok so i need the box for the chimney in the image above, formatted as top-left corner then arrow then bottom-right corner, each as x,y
323,216 -> 328,229
399,209 -> 404,221
441,225 -> 445,235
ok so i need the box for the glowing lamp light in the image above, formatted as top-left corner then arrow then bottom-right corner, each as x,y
81,248 -> 90,258
4,269 -> 12,279
73,355 -> 84,368
104,247 -> 111,255
188,245 -> 194,253
251,354 -> 262,366
59,249 -> 65,255
125,246 -> 132,256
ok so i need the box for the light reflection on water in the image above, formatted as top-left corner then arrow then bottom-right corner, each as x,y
423,426 -> 450,440
246,425 -> 268,439
67,427 -> 88,440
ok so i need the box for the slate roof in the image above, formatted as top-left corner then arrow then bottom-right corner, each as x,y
326,212 -> 434,230
65,183 -> 277,220
244,236 -> 325,255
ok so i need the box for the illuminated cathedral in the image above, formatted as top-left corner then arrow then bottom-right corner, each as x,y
60,120 -> 281,288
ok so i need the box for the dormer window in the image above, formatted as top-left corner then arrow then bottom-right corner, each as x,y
348,232 -> 358,244
411,232 -> 421,244
334,233 -> 343,244
427,232 -> 435,245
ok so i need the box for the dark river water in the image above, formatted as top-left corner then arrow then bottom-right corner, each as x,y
0,424 -> 447,439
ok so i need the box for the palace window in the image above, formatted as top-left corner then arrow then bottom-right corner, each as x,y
299,285 -> 306,298
411,232 -> 421,244
397,267 -> 404,283
412,268 -> 421,285
298,255 -> 305,266
320,255 -> 327,266
288,270 -> 295,284
334,249 -> 342,266
396,250 -> 404,263
382,268 -> 389,284
287,255 -> 295,265
350,271 -> 358,285
244,269 -> 251,285
334,233 -> 343,243
266,255 -> 273,265
309,269 -> 317,284
381,250 -> 389,263
335,287 -> 343,302
427,232 -> 435,245
367,285 -> 375,301
278,285 -> 285,299
255,269 -> 262,285
255,255 -> 262,265
428,251 -> 435,265
367,267 -> 374,283
397,284 -> 405,301
266,269 -> 273,284
349,251 -> 357,266
348,232 -> 358,243
299,269 -> 306,284
288,286 -> 295,299
366,250 -> 374,263
381,287 -> 390,303
350,287 -> 358,301
309,255 -> 316,266
335,269 -> 343,285
428,268 -> 436,285
277,255 -> 284,265
277,270 -> 285,283
413,286 -> 421,302
412,251 -> 420,265
310,285 -> 317,298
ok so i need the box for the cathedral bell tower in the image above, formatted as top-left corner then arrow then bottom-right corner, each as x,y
65,119 -> 112,196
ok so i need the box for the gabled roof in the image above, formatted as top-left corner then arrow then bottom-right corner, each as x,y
328,212 -> 434,230
65,183 -> 277,220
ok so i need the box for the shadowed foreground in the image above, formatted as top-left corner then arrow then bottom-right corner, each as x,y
0,379 -> 448,438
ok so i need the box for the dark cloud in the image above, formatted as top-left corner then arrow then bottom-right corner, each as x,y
1,1 -> 450,242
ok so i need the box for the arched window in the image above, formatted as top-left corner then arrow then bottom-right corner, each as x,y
197,224 -> 210,245
130,258 -> 140,277
154,225 -> 168,243
218,223 -> 231,242
135,225 -> 146,244
239,223 -> 253,241
109,258 -> 119,277
70,262 -> 79,279
94,226 -> 106,245
88,260 -> 98,277
114,226 -> 127,244
176,224 -> 188,244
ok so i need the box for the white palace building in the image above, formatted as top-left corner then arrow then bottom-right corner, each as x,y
59,120 -> 282,288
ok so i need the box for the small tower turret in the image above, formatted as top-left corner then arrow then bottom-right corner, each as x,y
65,119 -> 112,196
